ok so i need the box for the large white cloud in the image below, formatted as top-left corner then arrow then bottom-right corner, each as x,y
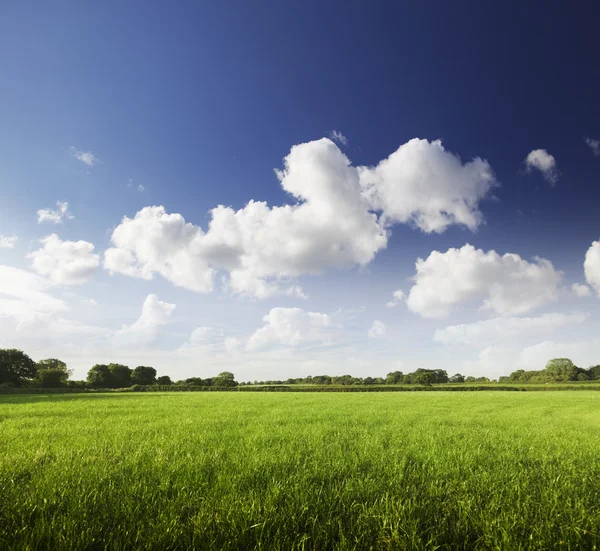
524,149 -> 558,185
434,312 -> 588,346
406,244 -> 562,318
584,241 -> 600,295
104,137 -> 496,297
359,138 -> 496,232
114,294 -> 175,346
247,307 -> 333,350
28,234 -> 100,285
0,265 -> 67,324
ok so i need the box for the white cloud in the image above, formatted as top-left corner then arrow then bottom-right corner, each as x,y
28,234 -> 100,285
0,235 -> 17,249
70,146 -> 97,167
137,184 -> 145,192
0,265 -> 68,325
37,201 -> 74,224
329,130 -> 348,145
584,137 -> 600,157
584,241 -> 600,295
114,294 -> 175,346
105,137 -> 495,298
84,298 -> 98,306
572,283 -> 592,297
247,307 -> 333,350
524,149 -> 558,185
368,320 -> 387,338
178,326 -> 241,355
386,289 -> 405,308
434,312 -> 588,346
359,138 -> 496,232
406,244 -> 562,318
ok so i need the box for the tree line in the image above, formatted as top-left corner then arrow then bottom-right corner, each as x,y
0,349 -> 237,389
2,348 -> 600,390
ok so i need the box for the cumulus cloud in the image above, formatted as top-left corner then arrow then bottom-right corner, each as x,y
584,241 -> 600,295
37,201 -> 74,224
178,326 -> 241,355
406,244 -> 562,318
572,283 -> 592,297
434,312 -> 588,346
70,146 -> 97,167
584,137 -> 600,157
386,289 -> 405,308
0,235 -> 17,249
0,265 -> 67,324
28,234 -> 100,285
329,130 -> 348,145
524,149 -> 559,185
359,138 -> 496,232
368,320 -> 387,338
247,307 -> 333,350
114,294 -> 175,346
105,137 -> 496,298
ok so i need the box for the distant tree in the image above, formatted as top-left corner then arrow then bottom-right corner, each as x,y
374,377 -> 385,384
363,376 -> 376,386
0,349 -> 37,387
449,373 -> 465,383
587,365 -> 600,380
413,371 -> 435,386
36,358 -> 70,388
108,364 -> 132,388
87,365 -> 114,388
465,376 -> 477,383
156,375 -> 173,385
131,366 -> 157,385
545,358 -> 578,382
385,371 -> 404,384
213,371 -> 238,388
183,377 -> 211,386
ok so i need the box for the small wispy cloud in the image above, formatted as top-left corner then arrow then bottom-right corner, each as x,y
368,320 -> 388,338
137,184 -> 145,192
70,146 -> 97,167
329,130 -> 348,146
37,201 -> 74,224
584,137 -> 600,157
0,235 -> 18,249
524,149 -> 559,185
386,289 -> 405,308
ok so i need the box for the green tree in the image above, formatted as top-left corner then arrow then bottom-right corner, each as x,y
449,373 -> 465,383
413,371 -> 435,386
213,371 -> 238,388
157,375 -> 173,385
36,358 -> 70,388
545,358 -> 577,382
132,366 -> 157,385
363,376 -> 376,386
109,364 -> 132,388
0,349 -> 37,387
385,371 -> 404,384
587,365 -> 600,380
87,365 -> 114,388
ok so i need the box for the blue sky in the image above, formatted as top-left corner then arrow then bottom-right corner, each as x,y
2,1 -> 600,381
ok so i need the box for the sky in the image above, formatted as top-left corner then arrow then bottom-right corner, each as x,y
2,1 -> 600,382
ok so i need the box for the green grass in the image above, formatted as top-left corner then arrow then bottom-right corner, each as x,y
1,392 -> 599,550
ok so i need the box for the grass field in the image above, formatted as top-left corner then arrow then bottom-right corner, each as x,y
1,392 -> 599,550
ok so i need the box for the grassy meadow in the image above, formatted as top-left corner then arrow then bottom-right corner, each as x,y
1,392 -> 599,550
